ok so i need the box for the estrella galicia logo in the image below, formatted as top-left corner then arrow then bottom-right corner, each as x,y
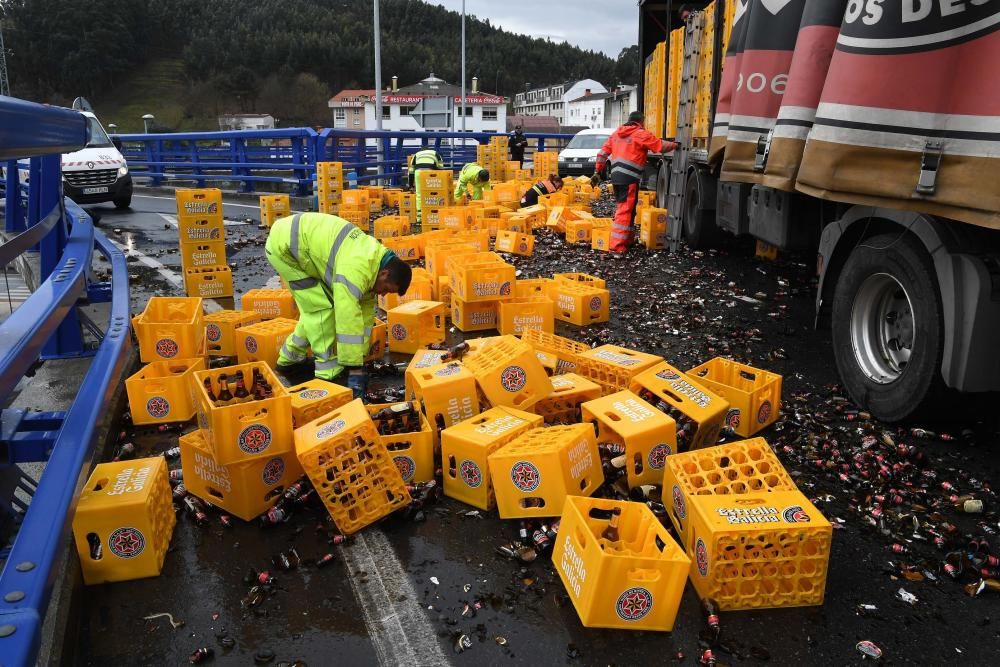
390,324 -> 408,340
782,505 -> 811,523
261,457 -> 286,486
146,396 -> 170,419
244,336 -> 259,354
757,400 -> 773,424
238,424 -> 272,454
500,365 -> 527,393
108,527 -> 145,559
510,461 -> 541,492
394,455 -> 416,482
647,443 -> 671,469
298,388 -> 329,400
695,538 -> 709,577
589,296 -> 603,312
460,459 -> 482,488
725,408 -> 741,430
316,419 -> 347,440
498,281 -> 512,296
672,485 -> 686,520
155,338 -> 179,358
655,368 -> 681,381
616,587 -> 653,621
206,323 -> 222,342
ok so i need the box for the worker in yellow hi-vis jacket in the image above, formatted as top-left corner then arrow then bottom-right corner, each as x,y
453,162 -> 491,202
265,212 -> 412,397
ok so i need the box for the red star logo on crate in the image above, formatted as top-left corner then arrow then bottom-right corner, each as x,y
108,527 -> 145,559
394,455 -> 416,482
726,408 -> 741,430
782,505 -> 810,523
299,389 -> 329,400
500,366 -> 527,393
672,485 -> 687,520
616,587 -> 653,621
238,424 -> 273,454
155,338 -> 179,358
647,444 -> 672,469
696,538 -> 709,576
589,296 -> 602,312
509,461 -> 541,492
245,337 -> 259,354
656,368 -> 681,381
206,324 -> 222,342
499,281 -> 512,296
460,460 -> 483,488
391,324 -> 408,341
261,457 -> 286,486
757,400 -> 773,424
146,396 -> 170,419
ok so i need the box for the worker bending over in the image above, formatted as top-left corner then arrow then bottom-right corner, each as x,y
593,111 -> 678,254
265,212 -> 412,397
520,174 -> 563,208
409,148 -> 444,222
453,163 -> 491,202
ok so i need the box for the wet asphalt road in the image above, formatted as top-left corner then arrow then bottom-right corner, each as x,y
76,193 -> 1000,666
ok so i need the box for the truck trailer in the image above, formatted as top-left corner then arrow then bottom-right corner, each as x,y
639,0 -> 1000,422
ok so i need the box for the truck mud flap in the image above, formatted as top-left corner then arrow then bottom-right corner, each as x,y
716,181 -> 751,236
747,185 -> 819,251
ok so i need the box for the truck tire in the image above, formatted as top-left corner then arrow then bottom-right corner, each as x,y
114,194 -> 132,210
683,170 -> 721,250
830,232 -> 944,422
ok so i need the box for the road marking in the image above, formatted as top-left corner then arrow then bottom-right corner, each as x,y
338,530 -> 450,667
158,212 -> 251,228
135,193 -> 308,214
110,239 -> 223,313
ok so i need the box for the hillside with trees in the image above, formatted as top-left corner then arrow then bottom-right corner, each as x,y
1,0 -> 638,131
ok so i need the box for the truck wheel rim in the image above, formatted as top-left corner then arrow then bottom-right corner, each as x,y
850,273 -> 915,384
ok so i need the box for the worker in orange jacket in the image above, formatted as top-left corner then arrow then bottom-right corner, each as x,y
592,111 -> 678,253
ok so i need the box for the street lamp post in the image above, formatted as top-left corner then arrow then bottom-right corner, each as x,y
460,0 -> 466,134
373,0 -> 383,182
141,114 -> 154,133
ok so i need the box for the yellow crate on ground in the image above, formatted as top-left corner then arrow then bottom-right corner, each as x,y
549,282 -> 610,326
663,438 -> 798,548
438,206 -> 475,231
493,183 -> 520,207
514,278 -> 552,298
72,457 -> 175,585
538,193 -> 570,209
260,194 -> 291,227
494,230 -> 534,256
447,252 -> 516,302
180,240 -> 226,269
236,317 -> 298,368
462,335 -> 553,411
517,204 -> 547,229
365,186 -> 384,213
453,229 -> 491,251
367,404 -> 435,484
338,208 -> 370,232
520,329 -> 589,374
452,296 -> 499,332
379,267 -> 433,311
629,362 -> 730,452
498,297 -> 554,336
126,358 -> 207,425
441,407 -> 543,510
565,219 -> 593,244
381,233 -> 422,261
387,300 -> 446,354
404,348 -> 448,397
410,361 -> 481,431
399,193 -> 417,224
205,310 -> 261,357
192,361 -> 293,465
545,206 -> 578,233
637,191 -> 657,207
184,265 -> 234,299
497,214 -> 530,235
286,379 -> 354,428
294,399 -> 411,535
366,317 -> 388,361
241,288 -> 298,321
684,490 -> 832,611
687,358 -> 782,437
532,373 -> 602,425
488,423 -> 602,519
575,345 -> 664,395
581,390 -> 678,488
341,189 -> 370,211
176,187 -> 222,218
434,275 -> 452,307
533,152 -> 560,180
554,272 -> 606,288
132,297 -> 206,363
316,161 -> 345,184
382,189 -> 403,207
180,428 -> 303,522
177,213 -> 224,243
553,496 -> 691,631
425,240 -> 479,278
592,226 -> 611,251
373,215 -> 410,239
416,169 -> 453,191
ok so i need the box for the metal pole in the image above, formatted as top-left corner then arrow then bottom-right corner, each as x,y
461,0 -> 466,134
373,0 -> 383,181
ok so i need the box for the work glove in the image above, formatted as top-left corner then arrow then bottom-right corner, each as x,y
589,172 -> 601,188
346,368 -> 368,400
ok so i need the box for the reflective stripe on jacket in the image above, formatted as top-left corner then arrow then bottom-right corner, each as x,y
453,162 -> 492,201
595,123 -> 672,184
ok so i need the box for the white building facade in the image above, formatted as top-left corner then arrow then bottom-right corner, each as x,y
512,79 -> 608,125
565,93 -> 608,129
603,85 -> 639,129
217,114 -> 275,131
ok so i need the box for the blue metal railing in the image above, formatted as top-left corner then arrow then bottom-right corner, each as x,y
0,96 -> 132,666
116,127 -> 575,193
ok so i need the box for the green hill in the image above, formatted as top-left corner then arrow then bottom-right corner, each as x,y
94,59 -> 194,134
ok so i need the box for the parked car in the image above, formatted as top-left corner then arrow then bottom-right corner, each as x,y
557,128 -> 611,178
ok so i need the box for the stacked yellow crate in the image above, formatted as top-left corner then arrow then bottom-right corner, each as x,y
666,28 -> 685,139
694,1 -> 717,141
644,40 -> 667,138
532,152 -> 560,180
316,161 -> 345,214
176,189 -> 233,298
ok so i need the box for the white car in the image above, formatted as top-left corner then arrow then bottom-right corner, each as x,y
62,100 -> 132,209
557,128 -> 612,178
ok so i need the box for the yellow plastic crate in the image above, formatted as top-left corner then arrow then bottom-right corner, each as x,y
180,240 -> 226,269
496,214 -> 530,235
366,317 -> 388,361
425,240 -> 479,278
629,362 -> 730,452
131,296 -> 206,363
447,252 -> 516,303
421,190 -> 451,208
687,358 -> 782,437
72,457 -> 175,584
441,407 -> 543,510
592,227 -> 611,251
294,399 -> 411,534
437,206 -> 475,231
180,428 -> 303,522
416,170 -> 453,191
498,296 -> 554,336
373,215 -> 410,238
241,288 -> 298,321
514,278 -> 553,299
380,272 -> 433,315
410,362 -> 481,433
382,188 -> 403,207
338,207 -> 370,232
553,496 -> 691,631
488,424 -> 602,519
452,229 -> 491,251
663,438 -> 798,549
554,272 -> 606,288
341,189 -> 370,211
494,230 -> 534,256
259,194 -> 291,227
387,300 -> 446,354
549,283 -> 610,326
532,372 -> 602,425
236,317 -> 299,368
286,378 -> 354,428
404,348 -> 450,398
575,345 -> 664,395
177,215 -> 224,244
205,309 -> 261,357
685,490 -> 831,611
434,275 -> 452,308
452,296 -> 499,332
565,219 -> 593,244
520,329 -> 589,374
367,403 -> 436,484
462,335 -> 553,411
125,358 -> 207,425
581,390 -> 678,488
380,234 -> 422,261
184,264 -> 234,299
176,188 -> 222,219
316,161 -> 345,184
637,191 -> 657,207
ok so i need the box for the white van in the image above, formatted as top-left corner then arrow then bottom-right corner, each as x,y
62,99 -> 132,209
557,128 -> 612,178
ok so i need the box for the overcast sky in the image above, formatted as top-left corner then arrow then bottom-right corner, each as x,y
436,0 -> 637,58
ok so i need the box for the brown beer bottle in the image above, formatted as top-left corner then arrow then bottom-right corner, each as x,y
234,371 -> 250,401
217,374 -> 234,404
203,377 -> 218,403
600,507 -> 623,548
440,341 -> 470,362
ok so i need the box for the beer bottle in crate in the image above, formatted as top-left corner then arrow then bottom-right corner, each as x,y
234,371 -> 250,401
217,374 -> 234,404
600,507 -> 623,551
203,377 -> 218,403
